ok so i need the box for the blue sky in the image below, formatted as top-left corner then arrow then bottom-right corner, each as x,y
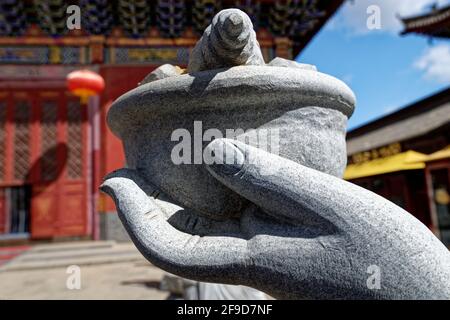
296,0 -> 450,130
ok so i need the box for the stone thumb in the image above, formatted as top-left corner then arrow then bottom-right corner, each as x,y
204,138 -> 333,227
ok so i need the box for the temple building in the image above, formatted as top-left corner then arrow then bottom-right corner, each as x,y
0,0 -> 344,242
400,3 -> 450,39
344,4 -> 450,247
345,88 -> 450,247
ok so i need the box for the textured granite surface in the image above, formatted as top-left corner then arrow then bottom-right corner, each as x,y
106,65 -> 355,219
102,140 -> 450,299
101,9 -> 450,299
267,57 -> 317,71
139,64 -> 184,86
187,8 -> 265,72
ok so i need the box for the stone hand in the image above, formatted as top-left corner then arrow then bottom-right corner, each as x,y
101,139 -> 450,299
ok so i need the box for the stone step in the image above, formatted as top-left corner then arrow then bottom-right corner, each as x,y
0,245 -> 31,257
29,240 -> 116,253
0,245 -> 31,266
0,241 -> 147,272
16,247 -> 138,263
0,252 -> 146,272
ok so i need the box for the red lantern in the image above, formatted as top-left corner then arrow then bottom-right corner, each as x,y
66,69 -> 105,104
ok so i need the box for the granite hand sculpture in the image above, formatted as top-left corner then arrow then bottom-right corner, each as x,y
101,9 -> 450,299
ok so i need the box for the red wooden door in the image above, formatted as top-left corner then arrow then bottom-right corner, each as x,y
0,89 -> 89,239
0,95 -> 5,234
0,189 -> 5,234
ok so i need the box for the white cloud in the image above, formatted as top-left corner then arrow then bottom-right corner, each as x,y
329,0 -> 450,35
414,44 -> 450,83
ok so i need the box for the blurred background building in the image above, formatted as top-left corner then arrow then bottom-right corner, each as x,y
345,87 -> 450,246
345,3 -> 450,247
0,0 -> 344,243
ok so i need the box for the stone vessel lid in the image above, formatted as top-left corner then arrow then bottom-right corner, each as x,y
107,65 -> 356,139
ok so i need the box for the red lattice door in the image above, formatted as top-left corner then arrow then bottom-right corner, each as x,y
0,89 -> 89,239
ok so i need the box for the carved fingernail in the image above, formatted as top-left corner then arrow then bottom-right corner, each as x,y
223,13 -> 244,37
207,139 -> 244,176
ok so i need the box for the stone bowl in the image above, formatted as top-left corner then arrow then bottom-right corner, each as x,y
107,66 -> 356,219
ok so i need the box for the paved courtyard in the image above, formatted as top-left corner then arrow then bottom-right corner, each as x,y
0,241 -> 171,299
